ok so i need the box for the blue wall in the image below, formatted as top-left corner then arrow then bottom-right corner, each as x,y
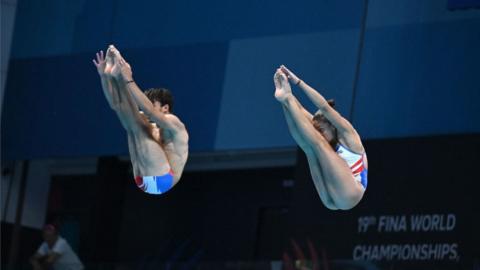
2,0 -> 480,160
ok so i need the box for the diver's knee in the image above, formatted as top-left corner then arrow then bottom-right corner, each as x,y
324,200 -> 339,210
336,190 -> 364,210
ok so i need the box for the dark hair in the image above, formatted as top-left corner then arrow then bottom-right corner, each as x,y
326,99 -> 335,108
312,99 -> 338,148
144,88 -> 174,113
44,223 -> 58,233
312,99 -> 335,123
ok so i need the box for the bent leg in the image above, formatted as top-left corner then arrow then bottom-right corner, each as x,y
305,153 -> 338,210
310,139 -> 365,209
280,99 -> 337,209
283,96 -> 364,209
281,105 -> 310,152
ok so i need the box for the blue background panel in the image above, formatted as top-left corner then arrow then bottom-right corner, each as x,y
2,43 -> 228,160
2,0 -> 480,160
353,18 -> 480,138
215,30 -> 360,150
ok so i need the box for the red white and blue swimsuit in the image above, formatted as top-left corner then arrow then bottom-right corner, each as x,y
335,144 -> 368,189
134,169 -> 174,195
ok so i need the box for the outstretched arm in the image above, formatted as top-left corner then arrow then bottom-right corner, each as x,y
95,47 -> 144,132
274,70 -> 319,147
93,50 -> 120,109
281,65 -> 354,134
111,48 -> 184,133
275,68 -> 313,120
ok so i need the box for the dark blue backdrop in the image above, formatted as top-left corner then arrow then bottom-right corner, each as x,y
2,0 -> 479,160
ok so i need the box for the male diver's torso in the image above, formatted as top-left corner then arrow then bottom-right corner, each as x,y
160,124 -> 189,180
128,122 -> 170,177
128,121 -> 188,180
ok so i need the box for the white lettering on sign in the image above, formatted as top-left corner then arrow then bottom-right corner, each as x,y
410,214 -> 456,232
354,213 -> 459,261
377,215 -> 407,232
352,243 -> 458,261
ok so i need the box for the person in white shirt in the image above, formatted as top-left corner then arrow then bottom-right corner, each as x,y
30,224 -> 84,270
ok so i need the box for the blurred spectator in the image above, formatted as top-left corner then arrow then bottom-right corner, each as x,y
29,224 -> 84,270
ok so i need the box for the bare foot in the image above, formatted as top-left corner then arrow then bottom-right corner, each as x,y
104,46 -> 115,75
274,69 -> 292,102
